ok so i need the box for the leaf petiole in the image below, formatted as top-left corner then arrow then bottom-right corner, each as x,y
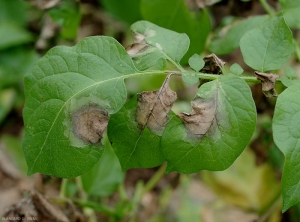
259,0 -> 276,16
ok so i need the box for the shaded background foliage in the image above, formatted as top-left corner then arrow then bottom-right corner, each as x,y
0,0 -> 300,221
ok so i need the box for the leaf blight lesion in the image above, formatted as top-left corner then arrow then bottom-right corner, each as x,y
107,73 -> 178,170
176,78 -> 231,142
136,74 -> 177,136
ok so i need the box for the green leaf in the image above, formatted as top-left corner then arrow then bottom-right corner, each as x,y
273,83 -> 300,212
162,75 -> 256,173
0,0 -> 29,27
108,74 -> 176,171
127,44 -> 167,71
188,54 -> 205,72
284,66 -> 297,79
156,57 -> 167,70
0,88 -> 17,124
23,36 -> 139,178
140,0 -> 210,63
81,136 -> 124,196
131,20 -> 190,63
1,135 -> 28,175
279,76 -> 298,87
0,47 -> 39,88
209,15 -> 268,55
101,0 -> 142,24
0,22 -> 33,50
182,72 -> 199,85
108,95 -> 167,170
280,0 -> 300,29
240,14 -> 294,72
0,0 -> 32,49
230,63 -> 244,75
48,0 -> 81,39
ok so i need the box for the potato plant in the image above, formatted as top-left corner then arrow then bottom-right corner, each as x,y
22,7 -> 300,215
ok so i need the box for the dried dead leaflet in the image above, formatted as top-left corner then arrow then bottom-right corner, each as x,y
136,74 -> 177,134
178,94 -> 219,139
200,53 -> 226,74
255,71 -> 279,97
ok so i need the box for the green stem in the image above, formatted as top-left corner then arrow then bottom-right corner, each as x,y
72,198 -> 117,216
125,70 -> 263,84
129,181 -> 144,222
59,178 -> 68,198
295,42 -> 300,62
259,0 -> 276,16
118,184 -> 128,201
164,54 -> 186,72
143,163 -> 167,193
257,192 -> 282,222
127,164 -> 167,221
75,177 -> 87,200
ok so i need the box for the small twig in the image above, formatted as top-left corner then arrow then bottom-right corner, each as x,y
128,164 -> 167,221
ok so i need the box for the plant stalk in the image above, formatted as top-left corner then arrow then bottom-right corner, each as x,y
59,178 -> 68,199
130,70 -> 263,84
259,0 -> 276,16
75,177 -> 87,200
258,192 -> 282,222
72,198 -> 117,216
143,163 -> 167,193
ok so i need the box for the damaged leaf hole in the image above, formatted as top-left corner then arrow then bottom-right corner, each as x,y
72,105 -> 109,144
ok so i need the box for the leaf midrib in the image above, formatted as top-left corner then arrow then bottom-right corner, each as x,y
123,76 -> 172,169
261,20 -> 277,72
30,70 -> 165,171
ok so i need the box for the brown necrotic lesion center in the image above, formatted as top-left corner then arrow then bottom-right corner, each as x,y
72,105 -> 109,144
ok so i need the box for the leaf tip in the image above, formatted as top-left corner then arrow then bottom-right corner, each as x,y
27,167 -> 36,177
282,200 -> 292,213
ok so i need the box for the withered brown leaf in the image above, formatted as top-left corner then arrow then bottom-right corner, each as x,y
126,33 -> 150,57
31,191 -> 69,222
72,106 -> 109,144
126,42 -> 150,57
4,191 -> 69,222
200,53 -> 226,74
136,74 -> 177,134
255,71 -> 279,97
177,91 -> 219,139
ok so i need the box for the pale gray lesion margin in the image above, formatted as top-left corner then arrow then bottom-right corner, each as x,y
27,46 -> 127,152
122,75 -> 174,169
29,75 -> 126,171
169,81 -> 221,169
28,68 -> 162,172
